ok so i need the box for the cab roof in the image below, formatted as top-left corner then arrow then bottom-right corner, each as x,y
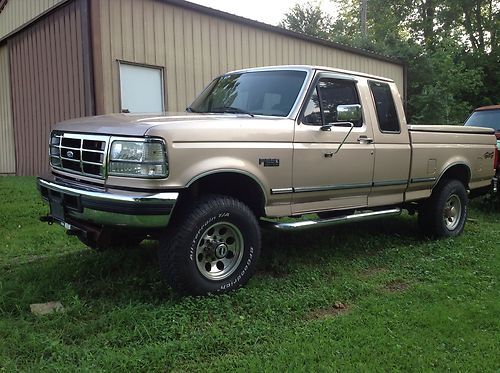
475,105 -> 500,111
226,65 -> 395,84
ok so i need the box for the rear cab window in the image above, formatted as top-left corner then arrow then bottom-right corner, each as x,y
369,81 -> 400,133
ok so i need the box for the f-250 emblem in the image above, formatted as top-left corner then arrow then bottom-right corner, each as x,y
259,158 -> 280,167
484,151 -> 494,159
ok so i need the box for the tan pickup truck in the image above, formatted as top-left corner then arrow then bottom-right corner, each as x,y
38,65 -> 498,295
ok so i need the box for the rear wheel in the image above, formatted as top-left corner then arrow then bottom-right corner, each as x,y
418,179 -> 468,237
158,195 -> 261,295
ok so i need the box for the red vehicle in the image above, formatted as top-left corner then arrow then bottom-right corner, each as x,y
464,105 -> 500,192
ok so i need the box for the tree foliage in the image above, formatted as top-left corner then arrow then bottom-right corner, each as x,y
279,2 -> 333,39
280,0 -> 500,124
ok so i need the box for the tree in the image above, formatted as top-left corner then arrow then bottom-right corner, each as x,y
408,40 -> 484,124
440,0 -> 499,55
279,0 -> 500,124
279,2 -> 333,39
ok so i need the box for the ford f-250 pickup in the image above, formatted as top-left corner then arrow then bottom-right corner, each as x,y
38,65 -> 498,295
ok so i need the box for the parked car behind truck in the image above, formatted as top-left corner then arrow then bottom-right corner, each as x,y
38,65 -> 498,295
464,105 -> 500,186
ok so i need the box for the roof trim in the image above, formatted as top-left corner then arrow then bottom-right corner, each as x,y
162,0 -> 404,66
0,0 -> 71,44
475,105 -> 500,111
0,0 -> 8,14
227,65 -> 395,83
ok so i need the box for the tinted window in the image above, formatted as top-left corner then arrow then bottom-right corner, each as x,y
189,70 -> 307,117
464,110 -> 500,131
302,78 -> 362,127
369,81 -> 400,133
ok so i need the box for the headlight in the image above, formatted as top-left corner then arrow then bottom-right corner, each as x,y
109,139 -> 168,178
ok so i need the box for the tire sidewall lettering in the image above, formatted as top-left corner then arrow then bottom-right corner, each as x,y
219,246 -> 254,291
159,196 -> 261,295
187,209 -> 255,292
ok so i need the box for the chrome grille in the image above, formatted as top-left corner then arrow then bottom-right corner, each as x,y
49,132 -> 110,179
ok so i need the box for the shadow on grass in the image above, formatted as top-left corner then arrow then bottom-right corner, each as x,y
469,194 -> 500,214
259,214 -> 426,276
0,241 -> 174,314
1,215 -> 426,311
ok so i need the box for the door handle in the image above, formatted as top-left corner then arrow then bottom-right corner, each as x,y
358,135 -> 373,144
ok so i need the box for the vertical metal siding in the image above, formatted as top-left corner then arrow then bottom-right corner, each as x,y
9,0 -> 91,176
0,0 -> 68,40
0,45 -> 16,174
99,0 -> 405,113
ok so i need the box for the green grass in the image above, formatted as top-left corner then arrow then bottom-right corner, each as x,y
0,176 -> 499,371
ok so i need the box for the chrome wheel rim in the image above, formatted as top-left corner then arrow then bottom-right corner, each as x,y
443,194 -> 462,230
195,222 -> 244,280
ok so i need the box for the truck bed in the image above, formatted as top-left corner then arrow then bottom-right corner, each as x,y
406,124 -> 496,202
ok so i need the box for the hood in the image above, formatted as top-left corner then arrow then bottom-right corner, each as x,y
53,112 -> 295,142
54,112 -> 242,136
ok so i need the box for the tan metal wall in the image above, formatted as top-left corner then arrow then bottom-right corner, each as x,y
0,44 -> 16,174
0,0 -> 68,40
9,0 -> 92,176
98,0 -> 405,113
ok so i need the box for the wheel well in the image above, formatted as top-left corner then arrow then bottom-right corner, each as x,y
182,172 -> 266,217
437,164 -> 470,188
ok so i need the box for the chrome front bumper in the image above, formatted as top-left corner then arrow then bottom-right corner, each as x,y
37,175 -> 178,229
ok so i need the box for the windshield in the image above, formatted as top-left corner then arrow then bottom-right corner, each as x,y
189,70 -> 307,117
464,110 -> 500,131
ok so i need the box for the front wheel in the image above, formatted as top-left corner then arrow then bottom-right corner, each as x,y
418,179 -> 468,237
158,195 -> 261,295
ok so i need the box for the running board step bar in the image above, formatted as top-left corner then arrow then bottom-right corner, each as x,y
261,208 -> 402,231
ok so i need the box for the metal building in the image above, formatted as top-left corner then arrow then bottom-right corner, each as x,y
0,0 -> 406,176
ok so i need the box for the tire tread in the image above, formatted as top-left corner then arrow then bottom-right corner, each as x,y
159,195 -> 261,295
418,179 -> 468,238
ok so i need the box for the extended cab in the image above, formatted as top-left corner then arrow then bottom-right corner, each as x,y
38,66 -> 498,295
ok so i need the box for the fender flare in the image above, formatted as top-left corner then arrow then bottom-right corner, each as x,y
186,168 -> 269,205
433,161 -> 471,190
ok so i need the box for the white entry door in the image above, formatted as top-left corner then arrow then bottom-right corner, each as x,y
119,62 -> 164,113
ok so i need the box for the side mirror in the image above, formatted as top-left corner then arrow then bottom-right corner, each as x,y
336,104 -> 362,123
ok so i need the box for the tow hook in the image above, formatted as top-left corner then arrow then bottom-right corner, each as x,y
39,215 -> 54,225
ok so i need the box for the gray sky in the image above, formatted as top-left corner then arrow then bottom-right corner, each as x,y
189,0 -> 338,26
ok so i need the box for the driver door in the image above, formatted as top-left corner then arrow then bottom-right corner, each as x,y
292,73 -> 375,214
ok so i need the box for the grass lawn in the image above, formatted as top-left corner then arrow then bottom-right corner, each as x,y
0,176 -> 499,371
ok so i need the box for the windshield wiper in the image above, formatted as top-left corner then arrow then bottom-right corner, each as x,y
186,106 -> 200,113
211,106 -> 255,117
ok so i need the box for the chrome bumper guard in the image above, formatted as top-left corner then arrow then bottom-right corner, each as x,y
37,175 -> 178,229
